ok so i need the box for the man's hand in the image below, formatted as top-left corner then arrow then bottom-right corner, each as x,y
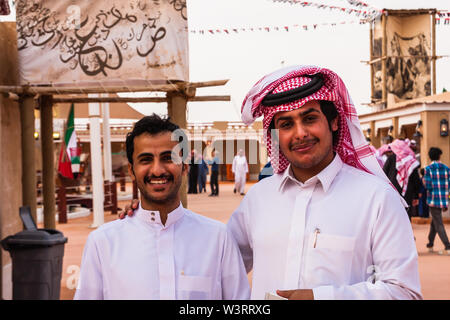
412,199 -> 419,206
118,199 -> 139,219
276,289 -> 314,300
444,207 -> 448,213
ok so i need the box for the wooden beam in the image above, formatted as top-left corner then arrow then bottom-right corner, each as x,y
0,84 -> 181,95
52,95 -> 231,103
1,91 -> 19,100
0,80 -> 229,95
189,95 -> 230,102
186,80 -> 229,88
53,96 -> 168,103
362,55 -> 447,65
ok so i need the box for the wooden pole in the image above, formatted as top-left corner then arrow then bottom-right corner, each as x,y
57,184 -> 67,224
40,95 -> 56,229
370,22 -> 374,102
111,181 -> 118,215
381,13 -> 388,107
167,91 -> 188,208
432,12 -> 437,95
19,94 -> 37,224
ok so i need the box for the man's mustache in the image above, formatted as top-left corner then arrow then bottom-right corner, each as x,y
289,138 -> 318,150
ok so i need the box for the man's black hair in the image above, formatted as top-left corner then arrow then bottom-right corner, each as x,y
268,100 -> 339,145
126,114 -> 181,164
428,147 -> 442,161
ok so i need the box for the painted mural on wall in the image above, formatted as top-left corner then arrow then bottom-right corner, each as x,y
16,0 -> 188,85
386,30 -> 431,100
371,14 -> 432,103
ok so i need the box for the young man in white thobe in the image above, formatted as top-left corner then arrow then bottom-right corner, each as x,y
229,65 -> 422,300
232,149 -> 249,195
74,114 -> 250,300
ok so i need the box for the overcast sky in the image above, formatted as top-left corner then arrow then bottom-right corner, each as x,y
2,0 -> 449,123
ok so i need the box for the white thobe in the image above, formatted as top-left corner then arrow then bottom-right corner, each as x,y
227,154 -> 422,300
74,203 -> 250,300
232,155 -> 249,194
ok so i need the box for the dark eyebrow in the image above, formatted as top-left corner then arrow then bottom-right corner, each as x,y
275,108 -> 320,124
160,151 -> 173,157
137,152 -> 154,159
299,108 -> 320,117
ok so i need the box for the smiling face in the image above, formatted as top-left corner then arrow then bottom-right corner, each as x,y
128,131 -> 187,210
273,100 -> 338,182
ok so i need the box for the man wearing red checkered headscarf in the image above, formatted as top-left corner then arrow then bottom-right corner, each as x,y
228,65 -> 422,300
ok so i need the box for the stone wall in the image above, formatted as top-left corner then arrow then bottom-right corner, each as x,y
0,22 -> 22,300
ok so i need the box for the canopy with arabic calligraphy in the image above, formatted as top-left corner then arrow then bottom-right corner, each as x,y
16,0 -> 188,86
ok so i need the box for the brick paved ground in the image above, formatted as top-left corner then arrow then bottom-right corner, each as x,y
50,182 -> 450,300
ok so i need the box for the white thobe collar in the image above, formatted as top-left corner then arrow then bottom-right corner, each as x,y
278,154 -> 343,193
135,202 -> 185,229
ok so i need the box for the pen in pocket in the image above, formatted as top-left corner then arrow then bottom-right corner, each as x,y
313,228 -> 321,248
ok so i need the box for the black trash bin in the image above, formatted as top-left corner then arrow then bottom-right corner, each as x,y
1,206 -> 68,300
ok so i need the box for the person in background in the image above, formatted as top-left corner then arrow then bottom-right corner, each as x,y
197,155 -> 209,193
208,150 -> 220,197
423,147 -> 450,255
187,149 -> 199,194
376,144 -> 392,167
232,149 -> 249,195
409,139 -> 421,163
383,139 -> 421,221
418,168 -> 429,218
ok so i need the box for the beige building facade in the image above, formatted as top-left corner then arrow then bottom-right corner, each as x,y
359,91 -> 450,167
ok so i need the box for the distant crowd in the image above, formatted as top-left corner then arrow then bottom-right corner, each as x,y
373,138 -> 450,254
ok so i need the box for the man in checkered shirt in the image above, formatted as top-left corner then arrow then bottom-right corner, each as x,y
423,147 -> 450,255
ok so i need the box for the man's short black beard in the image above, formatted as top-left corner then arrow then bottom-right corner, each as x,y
139,177 -> 181,205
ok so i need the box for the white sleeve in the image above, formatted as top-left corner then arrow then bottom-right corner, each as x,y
232,157 -> 236,173
73,232 -> 104,300
221,228 -> 251,300
227,198 -> 253,273
313,187 -> 423,300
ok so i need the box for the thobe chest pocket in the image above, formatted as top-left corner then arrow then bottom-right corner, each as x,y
177,275 -> 213,300
303,233 -> 356,288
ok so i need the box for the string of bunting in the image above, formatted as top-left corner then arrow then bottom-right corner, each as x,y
189,9 -> 450,35
270,0 -> 382,21
188,19 -> 364,35
436,11 -> 450,25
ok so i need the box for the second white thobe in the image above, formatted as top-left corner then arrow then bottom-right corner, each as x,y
228,154 -> 422,300
232,155 -> 249,194
74,203 -> 250,300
